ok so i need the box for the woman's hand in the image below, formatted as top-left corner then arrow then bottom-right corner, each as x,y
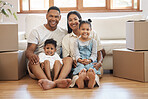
93,62 -> 102,70
73,60 -> 77,68
29,54 -> 39,65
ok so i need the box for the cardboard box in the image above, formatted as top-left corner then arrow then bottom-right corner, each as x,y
126,21 -> 148,50
0,50 -> 26,80
0,23 -> 18,52
113,49 -> 148,82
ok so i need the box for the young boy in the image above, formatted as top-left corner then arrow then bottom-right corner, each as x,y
38,39 -> 63,81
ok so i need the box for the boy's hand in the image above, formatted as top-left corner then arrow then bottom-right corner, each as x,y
29,54 -> 39,65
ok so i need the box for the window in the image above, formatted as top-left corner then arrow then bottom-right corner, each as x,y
19,0 -> 141,13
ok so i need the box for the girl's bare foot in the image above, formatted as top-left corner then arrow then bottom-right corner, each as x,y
87,68 -> 96,89
76,68 -> 87,89
38,79 -> 56,90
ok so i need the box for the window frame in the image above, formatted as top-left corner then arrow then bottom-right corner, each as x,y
19,0 -> 141,13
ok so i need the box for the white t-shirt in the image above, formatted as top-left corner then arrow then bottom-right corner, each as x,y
27,25 -> 67,55
39,52 -> 63,69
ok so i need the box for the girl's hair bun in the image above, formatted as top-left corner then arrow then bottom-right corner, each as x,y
88,19 -> 92,23
79,19 -> 82,22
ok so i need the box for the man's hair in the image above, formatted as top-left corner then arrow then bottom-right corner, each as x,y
67,10 -> 82,33
47,6 -> 61,13
44,39 -> 57,48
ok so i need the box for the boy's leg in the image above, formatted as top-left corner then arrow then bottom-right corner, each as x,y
87,68 -> 96,89
53,60 -> 62,81
29,61 -> 47,79
76,68 -> 87,89
58,57 -> 73,79
44,60 -> 52,80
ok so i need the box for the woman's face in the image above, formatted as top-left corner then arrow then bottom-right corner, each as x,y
68,14 -> 80,31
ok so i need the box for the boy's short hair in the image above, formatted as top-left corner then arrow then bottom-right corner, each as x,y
44,39 -> 57,48
47,6 -> 60,13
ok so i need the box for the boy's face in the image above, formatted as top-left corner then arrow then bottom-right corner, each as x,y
44,44 -> 56,56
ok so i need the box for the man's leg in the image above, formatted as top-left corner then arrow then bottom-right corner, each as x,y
29,62 -> 47,79
58,57 -> 73,79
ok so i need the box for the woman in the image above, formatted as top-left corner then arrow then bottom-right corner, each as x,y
62,11 -> 104,87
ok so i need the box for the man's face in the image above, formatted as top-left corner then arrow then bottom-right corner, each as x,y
46,10 -> 61,30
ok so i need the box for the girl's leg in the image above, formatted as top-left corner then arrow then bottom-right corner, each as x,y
76,68 -> 87,89
44,60 -> 52,80
53,60 -> 62,81
87,68 -> 96,89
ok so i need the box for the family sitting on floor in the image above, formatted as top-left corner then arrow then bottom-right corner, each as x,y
25,6 -> 105,90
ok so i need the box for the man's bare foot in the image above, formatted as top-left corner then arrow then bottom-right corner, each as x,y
56,79 -> 72,88
76,68 -> 87,89
38,79 -> 56,90
87,68 -> 96,89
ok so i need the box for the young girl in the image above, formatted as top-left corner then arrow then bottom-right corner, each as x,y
71,19 -> 101,89
38,39 -> 63,81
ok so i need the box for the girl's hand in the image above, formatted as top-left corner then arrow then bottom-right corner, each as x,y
83,59 -> 91,65
93,62 -> 102,70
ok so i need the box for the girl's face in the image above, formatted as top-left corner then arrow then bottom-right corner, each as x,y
79,23 -> 91,39
44,44 -> 56,56
68,14 -> 80,31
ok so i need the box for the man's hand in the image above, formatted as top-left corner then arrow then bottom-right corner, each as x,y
29,54 -> 39,65
93,62 -> 102,70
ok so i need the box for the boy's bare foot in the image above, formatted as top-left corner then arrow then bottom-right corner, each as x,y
38,79 -> 56,90
87,68 -> 96,89
76,68 -> 87,89
56,79 -> 72,88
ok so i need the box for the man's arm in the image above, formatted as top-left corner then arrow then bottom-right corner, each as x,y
25,43 -> 39,65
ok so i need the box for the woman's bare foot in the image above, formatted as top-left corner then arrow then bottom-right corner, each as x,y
76,68 -> 87,89
87,68 -> 96,89
38,79 -> 56,90
56,79 -> 72,88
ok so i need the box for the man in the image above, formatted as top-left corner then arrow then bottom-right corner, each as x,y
25,6 -> 72,90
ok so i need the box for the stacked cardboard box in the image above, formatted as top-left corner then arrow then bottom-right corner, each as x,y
113,21 -> 148,82
0,23 -> 26,80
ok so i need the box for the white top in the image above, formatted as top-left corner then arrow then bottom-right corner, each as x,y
38,52 -> 63,69
62,30 -> 103,60
74,39 -> 97,62
27,25 -> 67,55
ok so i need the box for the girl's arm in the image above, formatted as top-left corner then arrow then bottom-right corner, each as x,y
89,39 -> 97,62
74,40 -> 81,62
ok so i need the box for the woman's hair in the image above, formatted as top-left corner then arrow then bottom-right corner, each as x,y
79,19 -> 92,29
67,10 -> 82,33
44,38 -> 57,48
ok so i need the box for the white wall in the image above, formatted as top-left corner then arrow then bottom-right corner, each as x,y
2,0 -> 148,32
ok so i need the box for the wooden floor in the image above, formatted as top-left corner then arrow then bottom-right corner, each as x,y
0,74 -> 148,99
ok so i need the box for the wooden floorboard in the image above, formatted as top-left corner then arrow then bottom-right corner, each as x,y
0,74 -> 148,99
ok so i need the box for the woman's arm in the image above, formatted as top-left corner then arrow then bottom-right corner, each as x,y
62,35 -> 70,58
